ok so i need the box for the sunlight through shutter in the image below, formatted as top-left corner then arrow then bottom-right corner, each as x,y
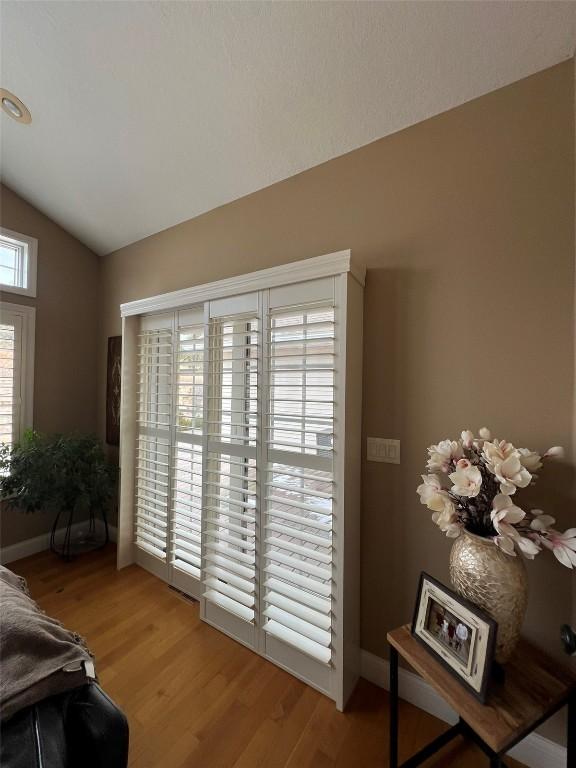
171,316 -> 205,584
203,307 -> 259,626
134,317 -> 173,562
0,320 -> 19,448
263,304 -> 335,665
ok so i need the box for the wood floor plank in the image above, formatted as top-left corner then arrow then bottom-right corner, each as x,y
7,546 -> 526,768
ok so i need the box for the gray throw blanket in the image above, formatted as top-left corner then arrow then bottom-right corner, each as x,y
0,565 -> 94,721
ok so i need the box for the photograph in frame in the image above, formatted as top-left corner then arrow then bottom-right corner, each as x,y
411,572 -> 497,703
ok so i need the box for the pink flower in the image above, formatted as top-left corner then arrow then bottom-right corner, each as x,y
491,494 -> 524,538
544,446 -> 565,460
491,496 -> 541,559
426,440 -> 463,473
541,529 -> 576,568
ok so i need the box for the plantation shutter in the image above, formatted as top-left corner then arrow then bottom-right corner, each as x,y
262,278 -> 336,686
201,293 -> 259,646
0,315 -> 21,447
170,308 -> 205,597
134,313 -> 173,579
119,252 -> 363,710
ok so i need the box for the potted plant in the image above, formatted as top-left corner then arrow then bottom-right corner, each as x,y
0,431 -> 117,560
417,427 -> 573,663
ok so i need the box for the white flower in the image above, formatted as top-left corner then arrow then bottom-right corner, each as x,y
491,494 -> 525,556
449,459 -> 482,497
431,498 -> 461,538
417,474 -> 449,513
444,523 -> 462,538
418,475 -> 460,537
490,497 -> 539,558
544,446 -> 565,460
494,455 -> 532,495
461,430 -> 474,449
491,494 -> 525,533
478,427 -> 491,440
431,506 -> 452,527
541,529 -> 576,568
517,538 -> 540,559
483,441 -> 531,495
494,535 -> 516,556
529,509 -> 555,532
426,440 -> 463,473
517,448 -> 542,473
483,439 -> 516,468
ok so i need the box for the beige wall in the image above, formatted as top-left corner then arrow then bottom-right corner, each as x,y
100,62 -> 575,739
0,184 -> 100,546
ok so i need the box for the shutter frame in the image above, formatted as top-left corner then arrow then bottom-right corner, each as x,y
262,297 -> 336,668
119,256 -> 363,710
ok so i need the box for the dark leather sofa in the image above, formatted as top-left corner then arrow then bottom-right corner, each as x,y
0,682 -> 129,768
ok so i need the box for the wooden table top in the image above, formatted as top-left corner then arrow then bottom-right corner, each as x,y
387,624 -> 576,754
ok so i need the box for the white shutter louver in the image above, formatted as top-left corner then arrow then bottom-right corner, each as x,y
263,305 -> 335,665
0,321 -> 18,447
171,321 -> 204,584
203,313 -> 259,625
134,322 -> 173,563
204,453 -> 257,622
0,304 -> 34,456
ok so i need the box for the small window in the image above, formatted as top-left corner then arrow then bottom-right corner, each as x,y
0,228 -> 37,297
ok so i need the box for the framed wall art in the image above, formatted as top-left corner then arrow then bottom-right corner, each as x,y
106,336 -> 122,446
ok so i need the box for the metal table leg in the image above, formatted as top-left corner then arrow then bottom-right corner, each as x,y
568,692 -> 575,768
389,646 -> 463,768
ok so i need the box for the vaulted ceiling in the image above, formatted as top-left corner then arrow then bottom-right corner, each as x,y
1,1 -> 575,255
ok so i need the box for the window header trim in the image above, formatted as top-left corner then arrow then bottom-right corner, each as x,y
120,250 -> 363,318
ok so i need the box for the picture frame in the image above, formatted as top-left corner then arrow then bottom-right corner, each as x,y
411,572 -> 497,703
106,336 -> 122,446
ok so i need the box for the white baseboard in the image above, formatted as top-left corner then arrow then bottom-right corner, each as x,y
1,520 -> 118,565
360,649 -> 567,768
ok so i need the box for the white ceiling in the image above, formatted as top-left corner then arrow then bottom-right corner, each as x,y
1,1 -> 575,256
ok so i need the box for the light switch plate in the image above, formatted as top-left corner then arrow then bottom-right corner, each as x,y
367,437 -> 400,464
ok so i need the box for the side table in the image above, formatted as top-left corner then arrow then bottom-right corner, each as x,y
387,624 -> 575,767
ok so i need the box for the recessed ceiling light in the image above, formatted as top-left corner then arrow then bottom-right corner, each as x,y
0,89 -> 31,124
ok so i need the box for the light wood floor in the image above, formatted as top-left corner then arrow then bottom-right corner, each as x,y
9,545 -> 524,768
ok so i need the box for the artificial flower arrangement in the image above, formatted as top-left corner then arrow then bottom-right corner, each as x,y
417,428 -> 575,568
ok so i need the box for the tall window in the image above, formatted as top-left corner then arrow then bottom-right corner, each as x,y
0,228 -> 37,298
0,303 -> 35,448
120,252 -> 364,710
